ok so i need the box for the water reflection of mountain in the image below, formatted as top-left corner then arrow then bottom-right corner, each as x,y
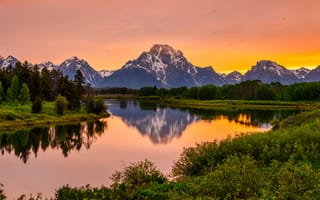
107,100 -> 298,144
108,100 -> 199,144
0,120 -> 106,163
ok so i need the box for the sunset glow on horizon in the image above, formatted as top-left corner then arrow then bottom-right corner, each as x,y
1,0 -> 319,73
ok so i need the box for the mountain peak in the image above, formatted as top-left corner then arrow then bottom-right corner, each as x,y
149,44 -> 183,57
0,55 -> 19,68
254,60 -> 286,71
224,71 -> 243,84
66,56 -> 82,62
244,60 -> 298,84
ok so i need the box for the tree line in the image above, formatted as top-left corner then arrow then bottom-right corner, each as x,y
0,61 -> 105,114
138,80 -> 320,101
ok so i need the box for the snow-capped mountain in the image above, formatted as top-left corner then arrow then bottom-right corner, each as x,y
98,70 -> 114,78
37,61 -> 57,71
224,71 -> 243,84
291,67 -> 311,80
99,44 -> 224,88
58,56 -> 102,87
1,46 -> 319,88
0,56 -> 19,69
304,66 -> 320,82
244,60 -> 299,84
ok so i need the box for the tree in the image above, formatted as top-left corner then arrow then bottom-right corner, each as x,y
18,83 -> 30,104
72,69 -> 85,110
5,87 -> 13,102
30,65 -> 41,101
10,75 -> 20,101
40,67 -> 51,101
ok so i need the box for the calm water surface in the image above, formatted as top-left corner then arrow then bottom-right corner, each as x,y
0,100 -> 296,198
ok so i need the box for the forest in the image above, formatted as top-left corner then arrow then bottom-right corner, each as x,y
137,80 -> 320,101
0,61 -> 105,116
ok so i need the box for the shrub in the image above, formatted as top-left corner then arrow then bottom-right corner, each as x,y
31,96 -> 42,113
86,98 -> 106,114
56,95 -> 68,115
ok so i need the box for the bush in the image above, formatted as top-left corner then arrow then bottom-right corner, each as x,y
55,185 -> 111,200
56,95 -> 68,115
31,96 -> 42,113
86,98 -> 106,114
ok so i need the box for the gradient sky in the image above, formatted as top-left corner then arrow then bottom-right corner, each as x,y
1,0 -> 319,73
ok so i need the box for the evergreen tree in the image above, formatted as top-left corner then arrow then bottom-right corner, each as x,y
40,67 -> 51,101
0,82 -> 4,102
73,69 -> 85,109
6,87 -> 13,102
18,83 -> 30,105
10,75 -> 20,100
30,65 -> 41,101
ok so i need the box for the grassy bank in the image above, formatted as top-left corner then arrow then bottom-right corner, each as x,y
136,97 -> 320,110
0,102 -> 109,130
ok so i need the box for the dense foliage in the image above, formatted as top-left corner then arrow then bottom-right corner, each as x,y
86,98 -> 107,114
0,61 -> 87,112
137,80 -> 320,101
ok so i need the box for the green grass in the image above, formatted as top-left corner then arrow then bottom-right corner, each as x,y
0,102 -> 109,130
159,98 -> 320,110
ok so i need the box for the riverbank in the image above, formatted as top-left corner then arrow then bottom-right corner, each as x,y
129,95 -> 320,110
160,98 -> 320,110
0,102 -> 109,130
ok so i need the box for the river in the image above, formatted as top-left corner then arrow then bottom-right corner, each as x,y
0,99 -> 296,198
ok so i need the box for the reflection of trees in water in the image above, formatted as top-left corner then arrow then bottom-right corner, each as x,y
0,120 -> 107,163
175,107 -> 297,127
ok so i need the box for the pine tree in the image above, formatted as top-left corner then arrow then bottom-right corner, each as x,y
18,83 -> 30,105
10,75 -> 20,101
30,65 -> 41,101
6,87 -> 13,102
72,69 -> 85,110
40,67 -> 51,101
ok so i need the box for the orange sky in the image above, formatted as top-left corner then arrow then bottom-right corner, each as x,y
0,0 -> 319,73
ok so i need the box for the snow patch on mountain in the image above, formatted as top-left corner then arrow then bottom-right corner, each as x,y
0,56 -> 19,69
98,70 -> 114,78
38,61 -> 57,71
58,56 -> 101,87
244,60 -> 299,84
291,67 -> 311,79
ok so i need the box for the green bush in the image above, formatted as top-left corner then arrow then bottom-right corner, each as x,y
55,185 -> 111,200
56,95 -> 68,115
86,98 -> 106,114
31,96 -> 42,113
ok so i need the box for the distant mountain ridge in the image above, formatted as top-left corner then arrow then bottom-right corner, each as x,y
1,44 -> 319,88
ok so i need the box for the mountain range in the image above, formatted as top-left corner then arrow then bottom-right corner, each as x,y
1,44 -> 319,88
